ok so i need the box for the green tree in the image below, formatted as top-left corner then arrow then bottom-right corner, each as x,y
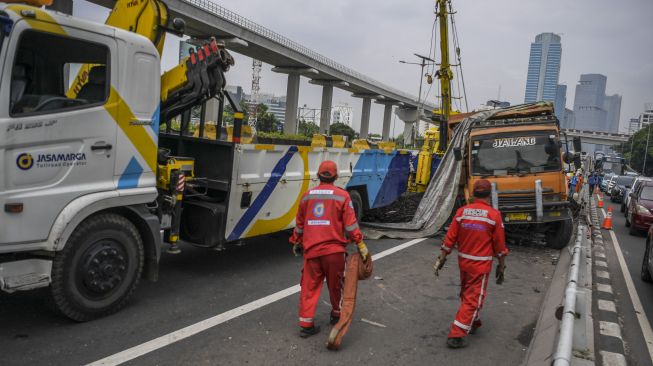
298,119 -> 320,137
618,125 -> 653,176
256,104 -> 281,132
329,122 -> 357,141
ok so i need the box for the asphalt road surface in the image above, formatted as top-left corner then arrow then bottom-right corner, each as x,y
1,232 -> 558,366
600,199 -> 653,366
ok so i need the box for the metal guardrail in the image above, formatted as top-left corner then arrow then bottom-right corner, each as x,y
181,0 -> 422,104
552,226 -> 585,366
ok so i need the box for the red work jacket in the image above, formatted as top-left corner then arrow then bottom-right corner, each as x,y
442,200 -> 509,274
290,183 -> 363,259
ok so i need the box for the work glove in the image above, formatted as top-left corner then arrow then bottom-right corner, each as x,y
292,243 -> 303,257
433,255 -> 447,277
495,264 -> 506,285
356,241 -> 369,262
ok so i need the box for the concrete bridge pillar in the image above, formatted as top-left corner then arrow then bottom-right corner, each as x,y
284,73 -> 300,134
272,67 -> 318,135
310,80 -> 349,135
359,97 -> 372,139
319,85 -> 333,134
382,104 -> 393,141
395,107 -> 420,146
375,99 -> 400,142
352,93 -> 381,139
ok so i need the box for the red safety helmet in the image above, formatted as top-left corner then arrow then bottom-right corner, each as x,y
473,179 -> 492,197
318,160 -> 338,180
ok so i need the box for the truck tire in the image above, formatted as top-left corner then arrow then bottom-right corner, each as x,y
545,218 -> 573,249
349,190 -> 364,221
642,238 -> 653,283
50,213 -> 144,321
629,223 -> 640,236
620,203 -> 626,213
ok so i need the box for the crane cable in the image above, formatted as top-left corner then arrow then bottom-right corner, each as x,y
449,0 -> 469,112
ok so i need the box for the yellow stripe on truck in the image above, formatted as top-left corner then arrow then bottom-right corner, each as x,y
6,5 -> 67,36
105,88 -> 157,172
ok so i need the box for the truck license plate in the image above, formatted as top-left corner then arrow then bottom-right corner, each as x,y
507,213 -> 529,221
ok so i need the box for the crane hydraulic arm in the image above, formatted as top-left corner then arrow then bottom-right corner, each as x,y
66,0 -> 234,123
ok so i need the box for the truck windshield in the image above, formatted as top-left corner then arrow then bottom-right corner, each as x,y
471,132 -> 561,176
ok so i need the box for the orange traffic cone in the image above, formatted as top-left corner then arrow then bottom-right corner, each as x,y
602,206 -> 613,230
597,194 -> 604,208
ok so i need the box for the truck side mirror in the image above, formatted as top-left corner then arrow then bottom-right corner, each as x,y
172,18 -> 186,33
453,147 -> 463,161
563,152 -> 573,164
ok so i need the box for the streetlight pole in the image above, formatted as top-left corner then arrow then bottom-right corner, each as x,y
399,53 -> 436,146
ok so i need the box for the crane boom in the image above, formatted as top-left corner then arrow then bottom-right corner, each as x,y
435,0 -> 453,151
65,0 -> 234,123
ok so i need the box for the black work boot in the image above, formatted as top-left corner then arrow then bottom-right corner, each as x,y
447,337 -> 468,349
299,325 -> 321,338
330,314 -> 340,325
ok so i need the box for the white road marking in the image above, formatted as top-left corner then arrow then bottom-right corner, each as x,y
596,260 -> 609,268
602,208 -> 653,361
597,283 -> 614,294
599,321 -> 622,339
360,318 -> 387,328
598,299 -> 617,313
600,351 -> 627,366
87,238 -> 428,366
597,270 -> 611,279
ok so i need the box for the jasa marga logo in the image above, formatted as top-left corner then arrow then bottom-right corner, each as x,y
17,152 -> 88,170
35,152 -> 87,168
16,153 -> 34,170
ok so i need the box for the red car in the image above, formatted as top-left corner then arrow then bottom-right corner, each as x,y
626,182 -> 653,235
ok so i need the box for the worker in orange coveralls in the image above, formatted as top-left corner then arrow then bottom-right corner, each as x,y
289,160 -> 369,338
433,179 -> 509,348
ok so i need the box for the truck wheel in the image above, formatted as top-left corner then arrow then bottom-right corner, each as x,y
620,203 -> 626,213
545,218 -> 573,249
50,213 -> 144,321
629,223 -> 640,236
642,238 -> 653,283
349,190 -> 364,221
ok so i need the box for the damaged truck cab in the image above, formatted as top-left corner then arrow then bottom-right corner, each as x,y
459,104 -> 573,249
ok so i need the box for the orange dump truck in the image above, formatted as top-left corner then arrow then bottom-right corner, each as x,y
452,103 -> 573,249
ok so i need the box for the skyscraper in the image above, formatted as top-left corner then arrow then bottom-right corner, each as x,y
603,94 -> 622,133
524,33 -> 562,104
554,84 -> 567,121
572,74 -> 608,131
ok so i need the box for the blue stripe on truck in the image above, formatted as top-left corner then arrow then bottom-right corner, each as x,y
227,145 -> 298,242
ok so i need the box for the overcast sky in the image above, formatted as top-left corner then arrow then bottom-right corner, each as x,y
75,0 -> 652,134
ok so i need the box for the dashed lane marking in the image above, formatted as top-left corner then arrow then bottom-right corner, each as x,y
597,284 -> 613,294
601,208 -> 653,362
599,321 -> 622,339
597,270 -> 611,279
596,260 -> 608,268
600,350 -> 627,366
598,299 -> 617,313
87,238 -> 429,366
